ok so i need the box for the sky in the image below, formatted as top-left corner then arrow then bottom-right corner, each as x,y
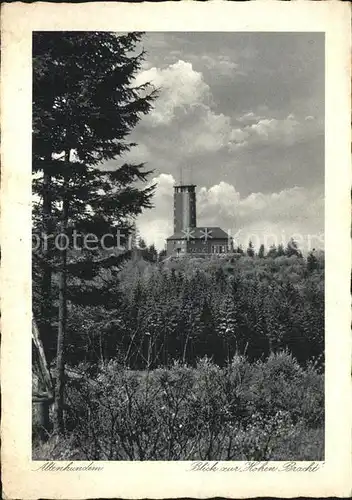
113,32 -> 325,252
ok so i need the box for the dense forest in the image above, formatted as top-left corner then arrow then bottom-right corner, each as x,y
33,248 -> 325,461
61,249 -> 324,370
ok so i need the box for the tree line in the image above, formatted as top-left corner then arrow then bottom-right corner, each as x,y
64,252 -> 324,370
137,235 -> 321,269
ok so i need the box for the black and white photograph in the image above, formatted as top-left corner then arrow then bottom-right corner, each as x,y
31,30 -> 326,462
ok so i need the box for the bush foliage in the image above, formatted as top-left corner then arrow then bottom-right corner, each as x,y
33,352 -> 324,461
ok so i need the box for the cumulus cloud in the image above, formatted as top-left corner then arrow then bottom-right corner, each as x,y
129,60 -> 238,163
236,111 -> 263,124
136,174 -> 324,252
197,181 -> 324,250
134,59 -> 318,159
177,105 -> 232,154
199,54 -> 241,76
137,174 -> 174,249
250,116 -> 299,140
124,59 -> 322,189
134,60 -> 211,127
101,48 -> 325,206
121,32 -> 325,198
199,182 -> 323,225
228,114 -> 310,151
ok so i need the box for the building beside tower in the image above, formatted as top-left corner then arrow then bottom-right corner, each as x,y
166,183 -> 233,257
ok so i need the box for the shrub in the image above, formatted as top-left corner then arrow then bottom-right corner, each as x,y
34,353 -> 324,461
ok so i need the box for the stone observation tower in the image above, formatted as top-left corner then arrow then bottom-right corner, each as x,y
173,184 -> 197,233
166,181 -> 233,257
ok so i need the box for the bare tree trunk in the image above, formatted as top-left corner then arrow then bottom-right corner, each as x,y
182,331 -> 190,365
40,162 -> 54,361
32,316 -> 54,440
99,332 -> 104,364
163,330 -> 168,366
53,250 -> 67,433
147,334 -> 151,370
32,318 -> 54,398
53,160 -> 69,435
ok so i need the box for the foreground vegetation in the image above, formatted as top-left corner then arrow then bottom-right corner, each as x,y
33,252 -> 324,460
33,351 -> 324,461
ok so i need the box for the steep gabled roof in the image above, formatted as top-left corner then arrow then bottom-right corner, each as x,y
167,226 -> 229,241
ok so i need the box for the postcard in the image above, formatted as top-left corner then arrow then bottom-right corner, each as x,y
1,1 -> 351,498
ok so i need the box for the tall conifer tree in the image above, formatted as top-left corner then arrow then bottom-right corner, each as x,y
32,31 -> 157,432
